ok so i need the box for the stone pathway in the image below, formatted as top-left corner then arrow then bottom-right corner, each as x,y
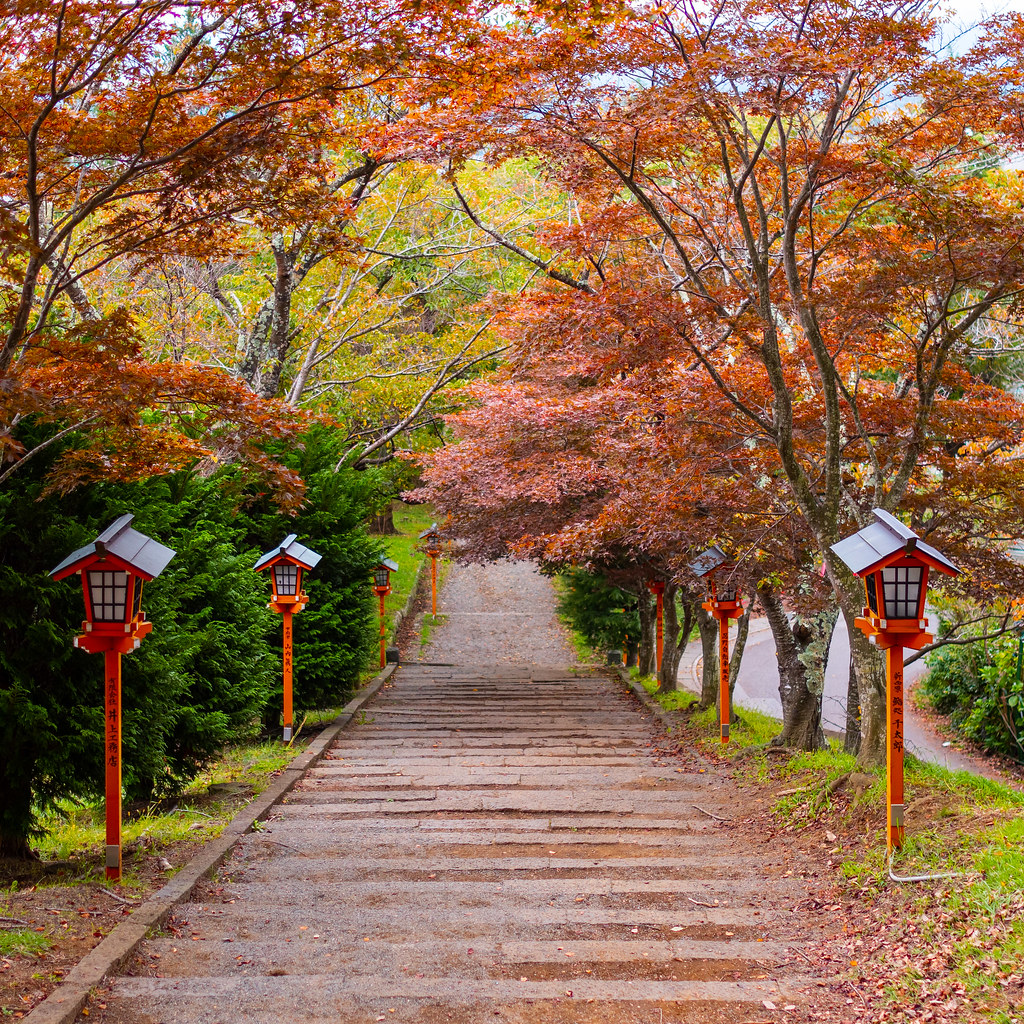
91,563 -> 821,1024
418,560 -> 578,667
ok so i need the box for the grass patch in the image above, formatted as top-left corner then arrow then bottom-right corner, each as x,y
719,716 -> 1024,1019
379,502 -> 436,632
420,613 -> 448,648
0,929 -> 50,956
630,670 -> 700,712
31,735 -> 311,873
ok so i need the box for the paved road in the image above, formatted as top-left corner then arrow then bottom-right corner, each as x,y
678,614 -> 982,774
93,563 -> 822,1023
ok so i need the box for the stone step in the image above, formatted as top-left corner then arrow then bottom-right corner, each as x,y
108,973 -> 809,1007
228,855 -> 755,884
134,936 -> 786,978
185,878 -> 775,905
226,832 -> 727,854
164,902 -> 779,945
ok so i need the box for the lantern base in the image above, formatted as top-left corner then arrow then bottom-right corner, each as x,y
854,617 -> 933,650
703,598 -> 744,620
74,618 -> 152,655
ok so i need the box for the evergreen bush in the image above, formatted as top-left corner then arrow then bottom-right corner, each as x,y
555,568 -> 640,654
0,422 -> 383,855
923,631 -> 1024,762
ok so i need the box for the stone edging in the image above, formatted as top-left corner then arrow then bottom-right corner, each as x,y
391,556 -> 431,638
24,664 -> 397,1024
608,665 -> 681,734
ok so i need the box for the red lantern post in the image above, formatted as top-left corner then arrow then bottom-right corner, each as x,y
419,525 -> 442,617
690,546 -> 744,743
373,559 -> 398,668
51,515 -> 175,881
832,509 -> 959,850
255,536 -> 322,742
647,580 -> 666,674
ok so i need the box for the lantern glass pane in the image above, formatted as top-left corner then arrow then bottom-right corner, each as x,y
865,574 -> 879,615
881,565 -> 923,619
274,564 -> 298,596
88,570 -> 130,622
132,579 -> 143,618
374,567 -> 390,588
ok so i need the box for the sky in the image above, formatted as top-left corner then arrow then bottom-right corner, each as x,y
942,0 -> 1024,28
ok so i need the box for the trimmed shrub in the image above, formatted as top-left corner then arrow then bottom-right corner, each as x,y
923,631 -> 1024,762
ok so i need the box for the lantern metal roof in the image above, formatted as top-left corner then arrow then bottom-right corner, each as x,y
254,534 -> 322,573
689,545 -> 729,578
419,523 -> 440,540
831,508 -> 959,578
50,514 -> 175,581
377,557 -> 399,572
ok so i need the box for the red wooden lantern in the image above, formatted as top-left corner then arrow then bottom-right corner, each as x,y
832,509 -> 959,849
691,545 -> 744,742
373,558 -> 399,668
419,524 -> 442,616
50,514 -> 175,881
255,535 -> 322,742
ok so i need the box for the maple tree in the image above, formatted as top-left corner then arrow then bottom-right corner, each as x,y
100,160 -> 544,471
409,0 -> 1024,765
0,0 -> 487,489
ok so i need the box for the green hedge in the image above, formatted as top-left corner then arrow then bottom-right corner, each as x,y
922,631 -> 1024,762
0,423 -> 382,855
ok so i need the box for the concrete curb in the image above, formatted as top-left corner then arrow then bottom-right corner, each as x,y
24,664 -> 397,1024
608,666 -> 681,735
391,556 -> 431,639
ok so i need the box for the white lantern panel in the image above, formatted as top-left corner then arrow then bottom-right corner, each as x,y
88,569 -> 130,622
274,563 -> 299,596
880,565 -> 923,619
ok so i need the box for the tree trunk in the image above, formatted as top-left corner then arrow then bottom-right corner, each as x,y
825,558 -> 888,766
658,583 -> 692,691
844,652 -> 862,755
848,619 -> 887,765
757,585 -> 836,751
637,586 -> 656,678
369,503 -> 399,535
696,604 -> 719,707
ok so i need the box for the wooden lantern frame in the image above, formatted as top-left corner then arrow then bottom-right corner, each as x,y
373,558 -> 399,668
832,508 -> 959,850
50,514 -> 175,880
254,535 -> 323,742
690,545 -> 744,743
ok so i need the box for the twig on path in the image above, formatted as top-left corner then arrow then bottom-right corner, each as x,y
684,896 -> 719,908
0,916 -> 29,927
286,714 -> 308,748
262,839 -> 303,854
847,980 -> 869,1010
693,804 -> 731,821
786,945 -> 815,965
99,887 -> 138,905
